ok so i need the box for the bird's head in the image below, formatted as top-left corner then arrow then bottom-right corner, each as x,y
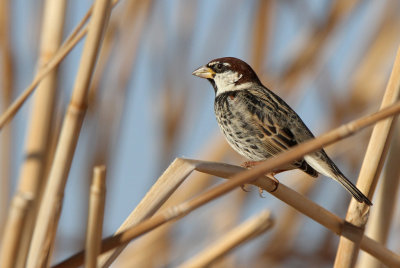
192,57 -> 261,96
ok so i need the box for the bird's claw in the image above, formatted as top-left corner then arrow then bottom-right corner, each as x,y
267,174 -> 280,192
240,184 -> 251,192
241,161 -> 263,169
240,162 -> 280,195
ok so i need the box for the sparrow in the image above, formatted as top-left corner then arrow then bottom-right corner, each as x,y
192,57 -> 372,205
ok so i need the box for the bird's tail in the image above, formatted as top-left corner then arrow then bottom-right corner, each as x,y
304,153 -> 372,205
334,173 -> 372,206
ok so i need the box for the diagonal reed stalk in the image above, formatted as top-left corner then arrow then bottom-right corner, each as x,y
99,157 -> 196,267
54,98 -> 400,268
109,137 -> 229,267
25,0 -> 113,267
0,23 -> 87,131
54,158 -> 400,268
178,210 -> 274,268
0,0 -> 120,131
334,45 -> 400,268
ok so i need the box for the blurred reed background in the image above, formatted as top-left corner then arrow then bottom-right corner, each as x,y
0,0 -> 400,267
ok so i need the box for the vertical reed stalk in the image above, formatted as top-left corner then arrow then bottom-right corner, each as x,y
12,1 -> 67,267
334,46 -> 400,268
0,0 -> 14,241
357,125 -> 400,267
85,166 -> 106,268
0,193 -> 32,268
26,1 -> 112,267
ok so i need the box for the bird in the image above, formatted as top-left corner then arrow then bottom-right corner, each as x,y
192,57 -> 372,205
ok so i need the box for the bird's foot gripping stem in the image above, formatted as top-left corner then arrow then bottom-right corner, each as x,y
242,160 -> 265,169
240,161 -> 280,196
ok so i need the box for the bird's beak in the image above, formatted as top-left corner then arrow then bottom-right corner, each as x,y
192,66 -> 215,79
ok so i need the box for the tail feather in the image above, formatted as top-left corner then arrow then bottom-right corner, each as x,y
335,174 -> 372,206
304,153 -> 372,206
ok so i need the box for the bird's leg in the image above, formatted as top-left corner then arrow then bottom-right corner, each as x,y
239,162 -> 256,192
240,184 -> 252,192
240,161 -> 281,195
241,160 -> 265,169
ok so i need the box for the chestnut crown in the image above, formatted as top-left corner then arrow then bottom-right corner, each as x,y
193,57 -> 261,96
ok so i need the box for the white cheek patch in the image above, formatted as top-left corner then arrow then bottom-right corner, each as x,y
214,71 -> 245,96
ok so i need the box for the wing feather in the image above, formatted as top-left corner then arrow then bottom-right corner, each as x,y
247,90 -> 318,177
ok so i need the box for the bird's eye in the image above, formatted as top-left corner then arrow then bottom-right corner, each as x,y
215,63 -> 224,71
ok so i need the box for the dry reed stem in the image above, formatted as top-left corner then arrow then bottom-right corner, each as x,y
62,0 -> 119,47
187,161 -> 400,268
56,158 -> 197,268
56,99 -> 400,267
41,203 -> 63,267
334,46 -> 400,268
0,0 -> 14,242
98,158 -> 196,267
358,126 -> 400,268
112,136 -> 229,267
87,18 -> 116,106
0,0 -> 13,102
26,1 -> 113,267
115,225 -> 172,267
55,157 -> 400,268
0,27 -> 87,131
0,33 -> 87,131
0,0 -> 120,131
12,1 -> 67,266
85,2 -> 153,263
0,193 -> 33,268
178,210 -> 274,268
85,166 -> 107,268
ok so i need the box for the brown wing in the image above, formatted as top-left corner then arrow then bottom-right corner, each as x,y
252,113 -> 318,177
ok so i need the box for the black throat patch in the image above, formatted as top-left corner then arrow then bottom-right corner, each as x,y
207,78 -> 218,94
